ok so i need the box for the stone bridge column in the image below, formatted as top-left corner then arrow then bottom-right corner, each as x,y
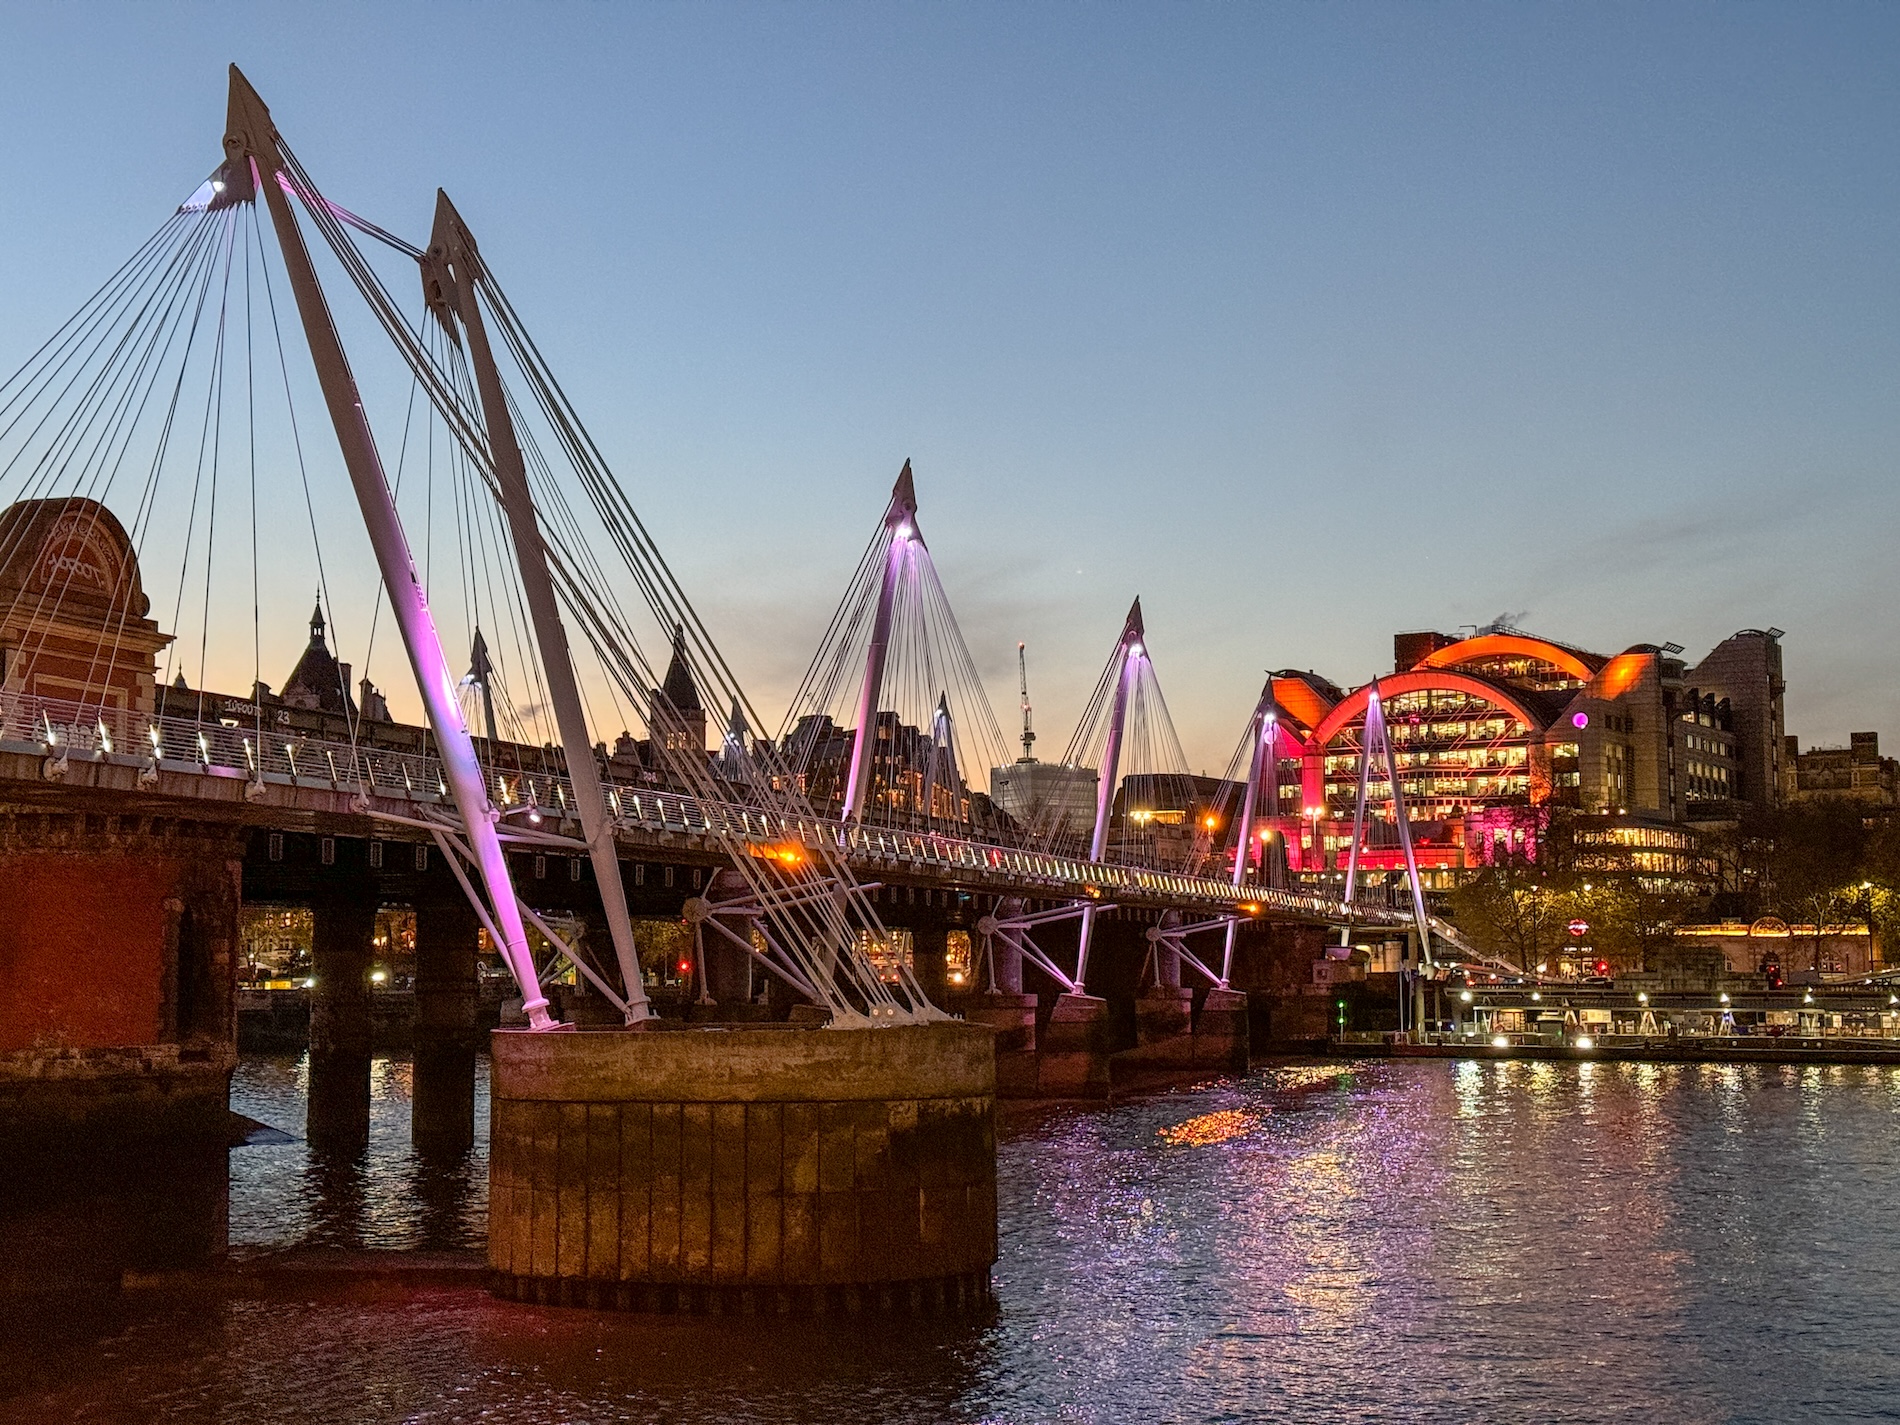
910,924 -> 949,1006
1036,914 -> 1110,1099
953,901 -> 1038,1097
1133,914 -> 1194,1064
412,894 -> 480,1156
691,869 -> 768,1021
308,890 -> 377,1153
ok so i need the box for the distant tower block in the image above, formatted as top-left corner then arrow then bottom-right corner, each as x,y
0,498 -> 171,744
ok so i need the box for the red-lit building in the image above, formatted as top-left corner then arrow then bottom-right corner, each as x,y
1259,624 -> 1785,886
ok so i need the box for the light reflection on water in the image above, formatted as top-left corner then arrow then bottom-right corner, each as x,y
9,1056 -> 1900,1423
228,1053 -> 490,1252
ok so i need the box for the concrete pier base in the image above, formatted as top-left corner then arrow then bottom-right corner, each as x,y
1193,988 -> 1250,1071
1136,986 -> 1194,1046
1112,986 -> 1198,1078
487,1022 -> 996,1314
950,992 -> 1039,1097
1037,993 -> 1111,1098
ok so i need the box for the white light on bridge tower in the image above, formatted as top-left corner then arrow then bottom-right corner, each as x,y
841,463 -> 917,823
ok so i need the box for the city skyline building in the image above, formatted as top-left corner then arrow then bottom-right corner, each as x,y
1251,623 -> 1790,885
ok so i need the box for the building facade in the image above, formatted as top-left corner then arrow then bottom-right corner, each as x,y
1256,623 -> 1786,885
1782,731 -> 1899,806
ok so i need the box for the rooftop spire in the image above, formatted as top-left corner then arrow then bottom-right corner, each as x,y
660,623 -> 703,713
891,459 -> 917,520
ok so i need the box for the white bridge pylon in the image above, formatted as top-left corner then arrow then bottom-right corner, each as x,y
976,602 -> 1275,997
211,68 -> 939,1029
220,70 -> 557,1031
783,462 -> 1013,841
1337,680 -> 1437,969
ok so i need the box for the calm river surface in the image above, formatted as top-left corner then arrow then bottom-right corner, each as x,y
7,1054 -> 1900,1423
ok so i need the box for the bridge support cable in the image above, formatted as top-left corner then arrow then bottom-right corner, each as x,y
262,154 -> 945,1023
780,463 -> 1016,842
221,67 -> 557,1030
1338,682 -> 1436,969
1218,686 -> 1285,985
420,192 -> 650,1024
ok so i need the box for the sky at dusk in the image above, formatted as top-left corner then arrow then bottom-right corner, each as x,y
1,4 -> 1896,770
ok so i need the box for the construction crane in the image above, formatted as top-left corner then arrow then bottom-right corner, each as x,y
1017,641 -> 1037,763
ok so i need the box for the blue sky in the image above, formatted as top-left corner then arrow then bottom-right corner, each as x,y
1,4 -> 1896,768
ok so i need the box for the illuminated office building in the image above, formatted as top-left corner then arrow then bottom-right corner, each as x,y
1261,624 -> 1785,884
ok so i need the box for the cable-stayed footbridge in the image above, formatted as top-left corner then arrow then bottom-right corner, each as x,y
0,70 -> 1447,1089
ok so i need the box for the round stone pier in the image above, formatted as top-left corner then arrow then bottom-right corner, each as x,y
487,1021 -> 996,1314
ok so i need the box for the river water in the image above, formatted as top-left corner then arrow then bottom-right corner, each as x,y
6,1054 -> 1900,1423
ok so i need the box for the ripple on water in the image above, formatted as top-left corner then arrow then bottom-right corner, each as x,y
6,1056 -> 1900,1424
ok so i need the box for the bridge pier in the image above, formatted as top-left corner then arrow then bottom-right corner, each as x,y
412,895 -> 481,1156
0,811 -> 241,1303
910,924 -> 950,1006
1192,987 -> 1250,1071
307,892 -> 376,1154
0,811 -> 241,1147
1227,921 -> 1335,1051
949,902 -> 1039,1096
1038,993 -> 1111,1098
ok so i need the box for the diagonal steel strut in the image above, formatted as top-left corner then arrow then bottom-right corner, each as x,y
422,190 -> 651,1024
222,67 -> 555,1028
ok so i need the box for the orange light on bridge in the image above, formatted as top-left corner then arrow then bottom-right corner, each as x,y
1202,814 -> 1219,830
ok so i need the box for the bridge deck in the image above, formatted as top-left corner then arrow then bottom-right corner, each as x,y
1,693 -> 1416,925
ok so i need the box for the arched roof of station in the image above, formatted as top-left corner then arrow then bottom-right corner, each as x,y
1415,632 -> 1602,684
1305,669 -> 1557,751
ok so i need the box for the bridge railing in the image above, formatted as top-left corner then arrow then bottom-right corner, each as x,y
1,689 -> 1411,922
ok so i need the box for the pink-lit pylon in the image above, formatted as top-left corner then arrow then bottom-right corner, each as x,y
1219,684 -> 1280,984
840,462 -> 917,823
1073,598 -> 1144,987
1339,682 -> 1435,961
